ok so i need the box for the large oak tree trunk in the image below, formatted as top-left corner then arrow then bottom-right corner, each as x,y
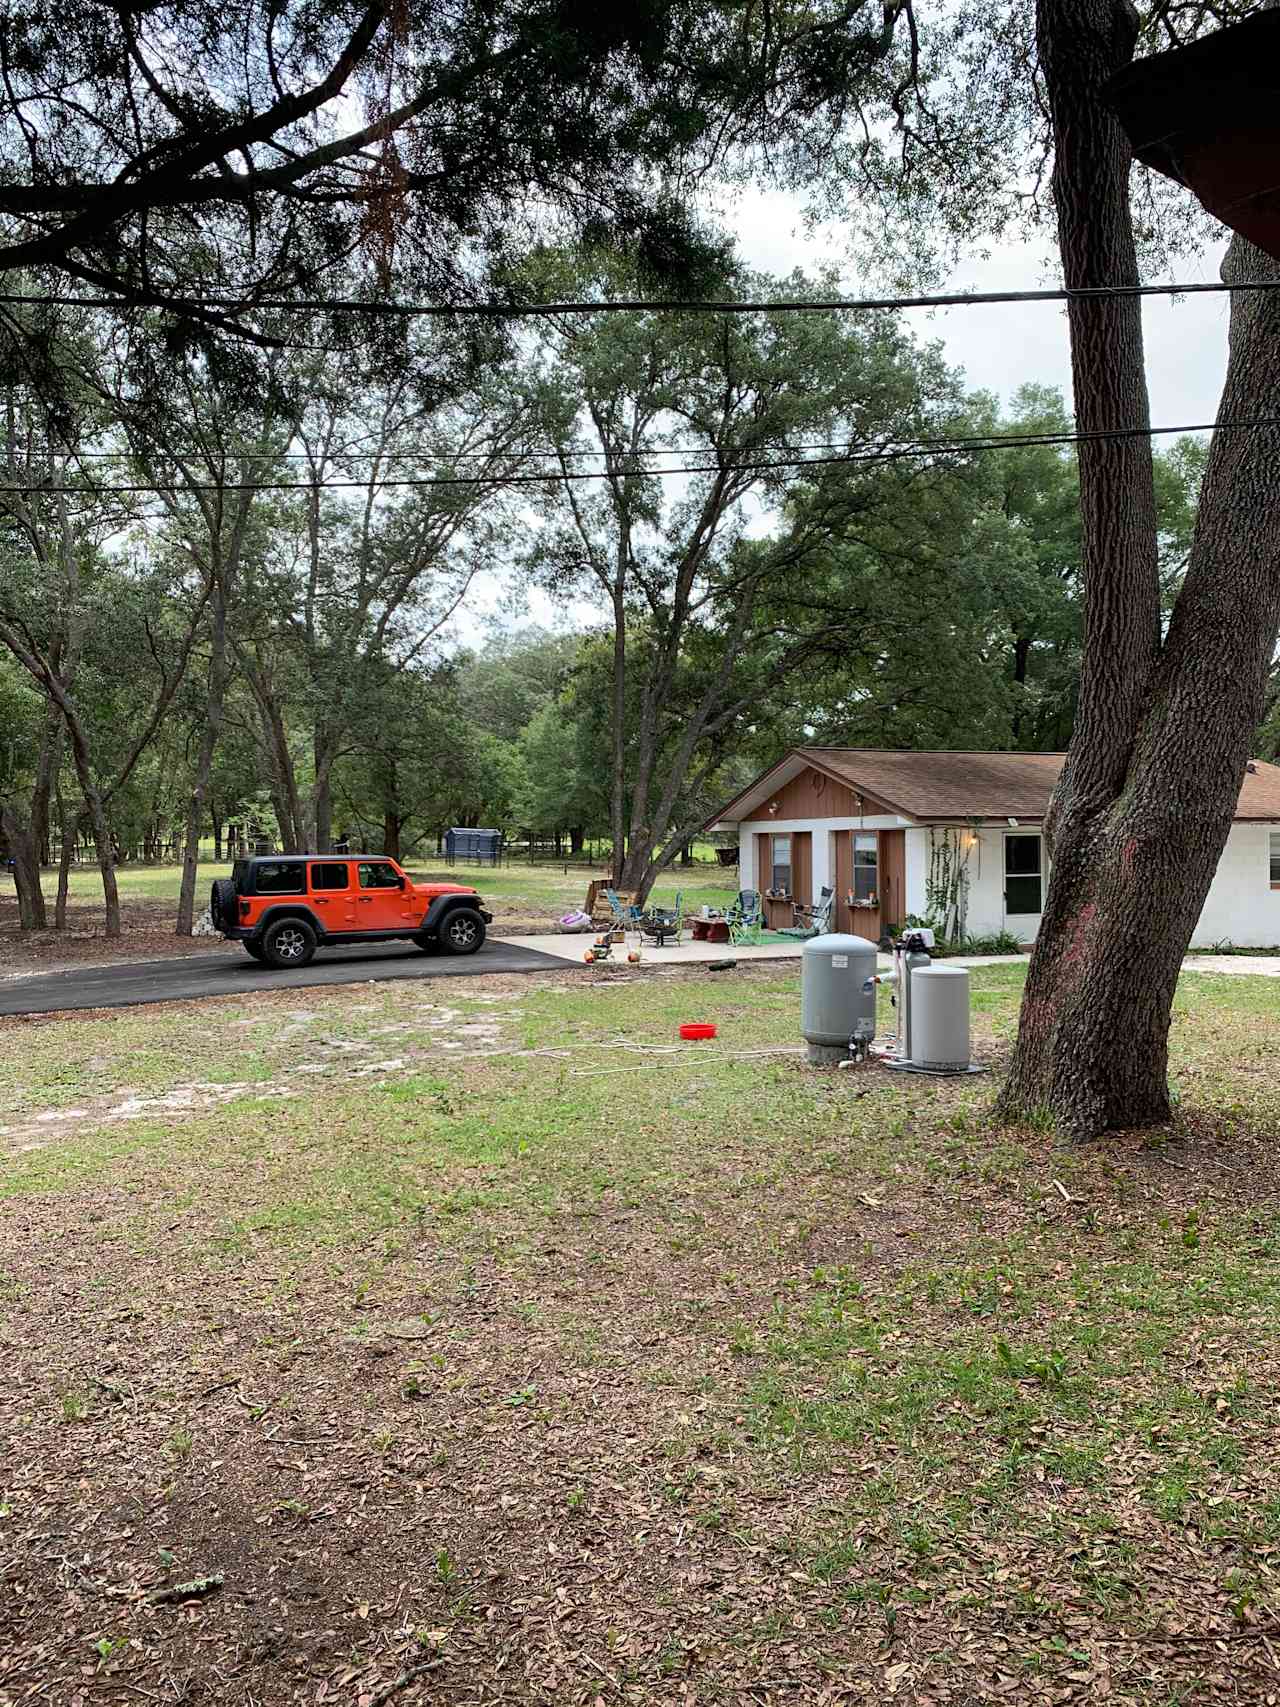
0,705 -> 58,929
1,807 -> 45,930
998,0 -> 1280,1137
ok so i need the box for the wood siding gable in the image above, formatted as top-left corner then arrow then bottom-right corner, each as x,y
756,765 -> 894,821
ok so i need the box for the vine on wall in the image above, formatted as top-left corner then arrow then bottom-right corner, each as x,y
925,828 -> 973,942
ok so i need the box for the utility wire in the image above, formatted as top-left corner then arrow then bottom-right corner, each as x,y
0,414 -> 1261,498
52,428 -> 1148,465
0,277 -> 1269,321
36,439 -> 949,463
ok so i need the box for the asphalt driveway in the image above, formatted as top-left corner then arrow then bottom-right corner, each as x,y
0,939 -> 574,1016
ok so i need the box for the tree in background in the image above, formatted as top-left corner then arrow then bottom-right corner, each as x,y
782,386 -> 1202,756
237,344 -> 535,855
0,660 -> 54,928
526,255 -> 961,903
116,358 -> 295,934
457,631 -> 582,744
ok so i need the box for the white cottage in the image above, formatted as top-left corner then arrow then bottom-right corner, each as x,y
705,748 -> 1280,948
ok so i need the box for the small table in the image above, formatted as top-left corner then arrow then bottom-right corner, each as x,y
690,917 -> 731,943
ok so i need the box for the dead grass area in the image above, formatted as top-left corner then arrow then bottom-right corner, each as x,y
2,964 -> 1280,1705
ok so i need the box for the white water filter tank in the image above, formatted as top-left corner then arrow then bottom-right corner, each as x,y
909,964 -> 971,1071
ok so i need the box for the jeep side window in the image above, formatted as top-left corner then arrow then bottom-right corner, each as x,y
310,862 -> 350,891
358,861 -> 401,889
254,861 -> 305,894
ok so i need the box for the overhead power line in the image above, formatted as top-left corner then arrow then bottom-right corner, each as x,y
0,277 -> 1271,321
0,414 -> 1258,498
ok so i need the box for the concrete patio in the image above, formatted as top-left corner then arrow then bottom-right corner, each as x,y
508,932 -> 1280,978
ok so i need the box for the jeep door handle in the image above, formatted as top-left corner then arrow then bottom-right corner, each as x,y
314,897 -> 329,904
358,896 -> 373,903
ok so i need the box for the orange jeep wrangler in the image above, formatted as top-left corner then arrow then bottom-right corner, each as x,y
209,855 -> 491,969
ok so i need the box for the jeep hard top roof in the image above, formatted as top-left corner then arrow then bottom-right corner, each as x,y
234,852 -> 396,862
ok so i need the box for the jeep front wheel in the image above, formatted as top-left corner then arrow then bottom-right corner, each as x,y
437,908 -> 486,956
261,917 -> 317,969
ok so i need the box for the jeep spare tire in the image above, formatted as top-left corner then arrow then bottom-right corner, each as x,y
261,916 -> 317,969
210,877 -> 238,931
438,907 -> 486,956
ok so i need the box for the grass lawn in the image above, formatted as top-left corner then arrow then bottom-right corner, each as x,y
1,860 -> 740,972
2,962 -> 1279,1703
41,858 -> 737,927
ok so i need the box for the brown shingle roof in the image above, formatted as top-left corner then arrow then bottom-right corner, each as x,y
807,749 -> 1066,821
713,749 -> 1280,824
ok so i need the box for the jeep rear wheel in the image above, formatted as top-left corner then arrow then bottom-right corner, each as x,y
438,908 -> 486,956
261,917 -> 317,969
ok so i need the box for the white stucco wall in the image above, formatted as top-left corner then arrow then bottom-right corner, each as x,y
746,819 -> 1280,947
904,827 -> 930,922
1192,823 -> 1280,947
902,827 -> 1029,938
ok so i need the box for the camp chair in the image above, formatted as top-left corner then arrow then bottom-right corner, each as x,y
603,887 -> 643,928
726,888 -> 764,946
641,890 -> 683,946
780,886 -> 835,939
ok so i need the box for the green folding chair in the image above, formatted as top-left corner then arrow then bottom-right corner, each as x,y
726,888 -> 764,946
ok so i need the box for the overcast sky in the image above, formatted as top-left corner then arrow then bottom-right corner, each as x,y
729,185 -> 1233,428
457,186 -> 1234,645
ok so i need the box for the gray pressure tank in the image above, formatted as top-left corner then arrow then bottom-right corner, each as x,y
909,964 -> 971,1071
801,933 -> 878,1065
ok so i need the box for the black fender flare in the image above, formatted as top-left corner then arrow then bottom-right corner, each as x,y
420,894 -> 487,936
253,903 -> 328,943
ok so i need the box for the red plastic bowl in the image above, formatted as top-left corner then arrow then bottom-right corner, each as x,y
680,1022 -> 717,1041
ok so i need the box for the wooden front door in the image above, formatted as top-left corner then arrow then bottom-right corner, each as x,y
834,829 -> 879,939
879,830 -> 906,934
833,829 -> 905,943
